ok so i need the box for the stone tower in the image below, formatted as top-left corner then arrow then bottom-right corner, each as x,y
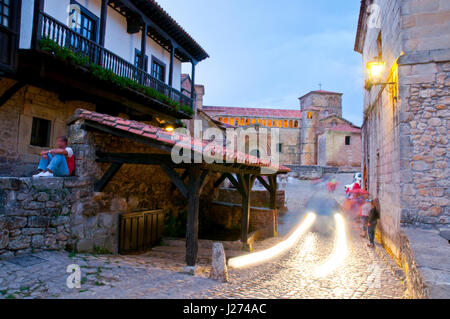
300,107 -> 319,165
298,90 -> 343,165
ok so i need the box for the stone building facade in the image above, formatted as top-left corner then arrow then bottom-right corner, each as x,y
355,0 -> 450,298
202,90 -> 362,170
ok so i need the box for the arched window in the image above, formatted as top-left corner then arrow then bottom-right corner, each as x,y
218,117 -> 223,122
224,118 -> 229,124
294,121 -> 299,128
251,118 -> 256,125
268,120 -> 272,127
246,118 -> 251,126
278,120 -> 283,127
262,119 -> 267,126
284,120 -> 288,128
235,118 -> 239,126
289,120 -> 293,128
230,118 -> 234,125
257,119 -> 261,124
240,118 -> 245,126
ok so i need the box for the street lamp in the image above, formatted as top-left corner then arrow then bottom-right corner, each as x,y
365,59 -> 396,91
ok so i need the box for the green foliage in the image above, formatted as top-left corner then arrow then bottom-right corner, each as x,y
39,38 -> 193,115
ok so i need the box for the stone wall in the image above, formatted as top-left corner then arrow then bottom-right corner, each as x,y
357,0 -> 449,298
0,176 -> 118,258
318,130 -> 362,169
0,79 -> 95,177
216,188 -> 286,210
205,202 -> 278,239
284,165 -> 340,180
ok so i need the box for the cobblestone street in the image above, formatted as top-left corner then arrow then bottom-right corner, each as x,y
0,176 -> 406,299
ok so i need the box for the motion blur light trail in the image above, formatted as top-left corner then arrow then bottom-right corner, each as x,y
228,213 -> 317,269
313,213 -> 349,277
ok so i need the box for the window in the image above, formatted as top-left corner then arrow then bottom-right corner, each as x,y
70,1 -> 99,42
277,143 -> 283,153
294,121 -> 299,128
345,136 -> 351,146
151,56 -> 166,82
0,0 -> 10,28
134,49 -> 148,72
30,118 -> 51,147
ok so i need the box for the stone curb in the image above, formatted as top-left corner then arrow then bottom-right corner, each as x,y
374,242 -> 406,283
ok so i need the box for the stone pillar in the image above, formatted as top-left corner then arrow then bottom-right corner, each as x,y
210,242 -> 229,282
300,109 -> 319,165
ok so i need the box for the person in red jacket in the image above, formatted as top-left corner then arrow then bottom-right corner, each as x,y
33,136 -> 74,178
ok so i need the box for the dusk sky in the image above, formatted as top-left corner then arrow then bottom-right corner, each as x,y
157,0 -> 364,126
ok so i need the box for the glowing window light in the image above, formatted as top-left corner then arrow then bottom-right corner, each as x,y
313,213 -> 349,277
228,213 -> 316,269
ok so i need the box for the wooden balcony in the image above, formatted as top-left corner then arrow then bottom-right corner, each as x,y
30,12 -> 193,116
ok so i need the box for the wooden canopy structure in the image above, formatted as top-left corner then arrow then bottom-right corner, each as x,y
71,109 -> 290,266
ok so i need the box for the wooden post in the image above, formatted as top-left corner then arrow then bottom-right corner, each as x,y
168,42 -> 175,87
140,22 -> 148,84
99,0 -> 108,46
191,60 -> 196,111
186,166 -> 202,266
268,175 -> 277,209
239,174 -> 252,251
268,175 -> 278,237
31,0 -> 45,49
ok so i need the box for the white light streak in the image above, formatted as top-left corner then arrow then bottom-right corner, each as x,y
228,213 -> 316,269
313,213 -> 349,277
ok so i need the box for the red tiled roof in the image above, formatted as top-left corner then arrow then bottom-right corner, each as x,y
74,109 -> 290,174
328,124 -> 361,134
203,106 -> 302,118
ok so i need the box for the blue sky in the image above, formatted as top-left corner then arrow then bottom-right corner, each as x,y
157,0 -> 364,126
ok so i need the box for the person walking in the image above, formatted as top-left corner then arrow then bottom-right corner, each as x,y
360,192 -> 370,237
367,198 -> 380,248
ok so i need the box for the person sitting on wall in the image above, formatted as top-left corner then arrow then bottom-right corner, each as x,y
33,136 -> 74,178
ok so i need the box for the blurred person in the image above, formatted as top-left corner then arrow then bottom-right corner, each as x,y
360,191 -> 371,237
367,198 -> 380,248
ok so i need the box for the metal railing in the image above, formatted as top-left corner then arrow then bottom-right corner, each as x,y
36,12 -> 193,110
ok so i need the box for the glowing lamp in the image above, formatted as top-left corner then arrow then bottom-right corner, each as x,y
367,60 -> 385,83
165,125 -> 175,132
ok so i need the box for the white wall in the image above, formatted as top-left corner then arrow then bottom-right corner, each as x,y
19,0 -> 35,48
20,0 -> 182,90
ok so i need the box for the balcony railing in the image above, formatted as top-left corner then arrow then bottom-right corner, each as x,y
35,12 -> 193,111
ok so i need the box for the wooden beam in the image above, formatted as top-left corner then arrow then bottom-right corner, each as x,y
140,23 -> 147,71
256,175 -> 273,192
0,82 -> 25,108
199,169 -> 210,194
116,0 -> 196,62
160,163 -> 188,198
31,0 -> 44,49
240,174 -> 252,250
99,0 -> 108,46
191,61 -> 196,106
186,166 -> 202,266
268,175 -> 278,210
213,173 -> 228,189
94,163 -> 123,192
168,42 -> 175,86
